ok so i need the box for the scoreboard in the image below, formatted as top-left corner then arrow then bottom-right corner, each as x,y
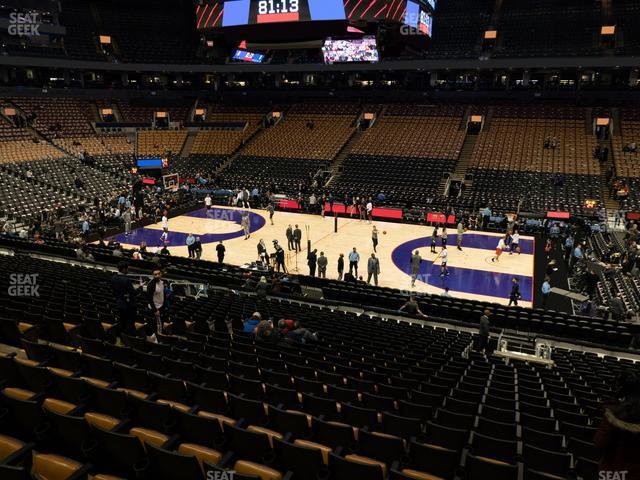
195,0 -> 434,30
222,0 -> 345,26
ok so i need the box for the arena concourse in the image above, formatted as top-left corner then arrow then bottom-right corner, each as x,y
0,1 -> 639,479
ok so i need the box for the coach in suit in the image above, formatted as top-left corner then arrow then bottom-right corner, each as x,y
307,249 -> 318,277
286,225 -> 294,251
317,252 -> 328,278
367,253 -> 380,286
293,225 -> 302,252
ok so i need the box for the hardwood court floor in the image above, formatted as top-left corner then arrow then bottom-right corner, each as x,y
110,206 -> 534,307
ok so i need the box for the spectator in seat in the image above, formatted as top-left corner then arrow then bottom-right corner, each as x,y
243,312 -> 262,334
256,320 -> 280,345
595,370 -> 640,480
400,295 -> 425,317
541,277 -> 552,309
81,218 -> 90,240
476,309 -> 491,353
256,276 -> 270,298
277,319 -> 296,335
610,294 -> 626,322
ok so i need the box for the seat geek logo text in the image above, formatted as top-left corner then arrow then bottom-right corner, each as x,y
8,13 -> 42,37
206,472 -> 234,480
8,273 -> 39,297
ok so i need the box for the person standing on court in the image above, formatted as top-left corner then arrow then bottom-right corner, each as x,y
186,233 -> 196,258
431,226 -> 439,253
193,237 -> 203,260
349,247 -> 360,277
508,277 -> 521,306
307,249 -> 318,277
477,309 -> 491,353
372,225 -> 379,252
293,224 -> 302,252
123,208 -> 132,236
216,241 -> 226,263
441,227 -> 448,248
317,252 -> 328,278
205,193 -> 212,210
257,239 -> 269,264
241,211 -> 250,240
439,246 -> 449,276
266,203 -> 275,225
410,250 -> 422,287
286,224 -> 294,251
337,253 -> 345,280
456,221 -> 464,251
366,198 -> 373,224
161,212 -> 169,237
367,253 -> 380,286
274,243 -> 287,273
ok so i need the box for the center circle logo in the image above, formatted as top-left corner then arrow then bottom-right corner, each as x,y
108,208 -> 266,247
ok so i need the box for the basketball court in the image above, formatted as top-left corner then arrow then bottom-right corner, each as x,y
108,206 -> 535,307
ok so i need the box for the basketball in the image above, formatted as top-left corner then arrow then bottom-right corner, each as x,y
383,231 -> 387,235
